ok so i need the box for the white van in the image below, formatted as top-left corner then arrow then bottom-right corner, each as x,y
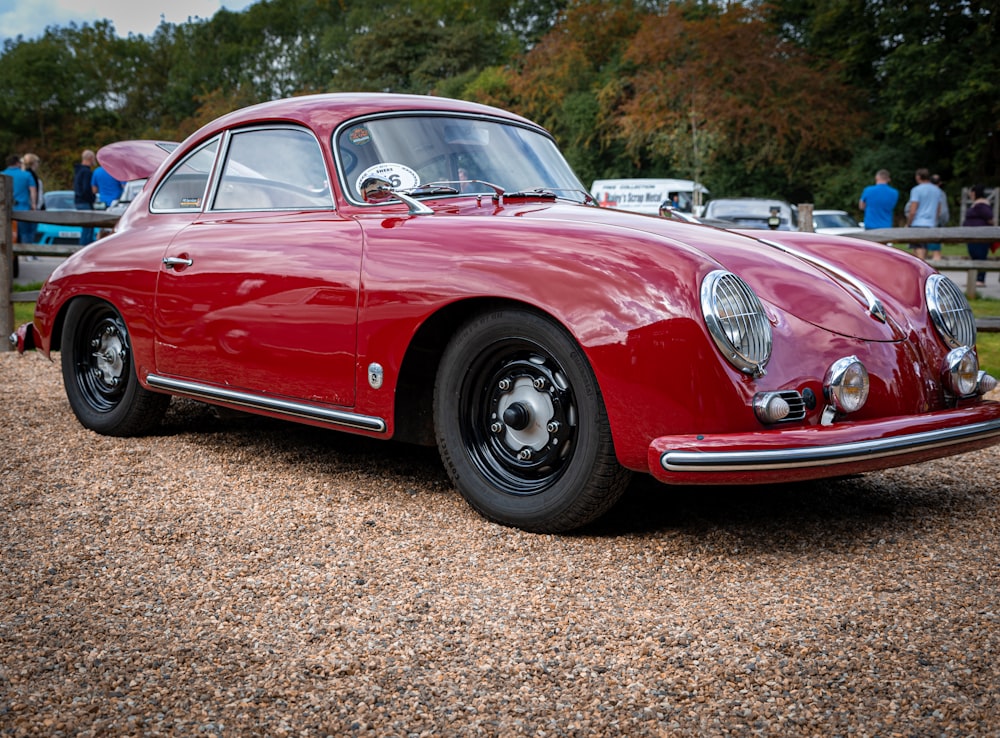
590,178 -> 709,216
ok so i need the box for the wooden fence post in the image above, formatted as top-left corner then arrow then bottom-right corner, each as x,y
1,175 -> 14,351
798,203 -> 814,232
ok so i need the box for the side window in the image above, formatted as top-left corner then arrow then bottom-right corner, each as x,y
150,138 -> 219,212
212,127 -> 332,211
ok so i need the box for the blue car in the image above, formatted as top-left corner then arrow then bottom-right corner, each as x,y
34,190 -> 84,245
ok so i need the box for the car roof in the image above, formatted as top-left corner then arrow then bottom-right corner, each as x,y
203,93 -> 536,132
98,93 -> 541,183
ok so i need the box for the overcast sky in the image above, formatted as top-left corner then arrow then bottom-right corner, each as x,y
1,0 -> 258,43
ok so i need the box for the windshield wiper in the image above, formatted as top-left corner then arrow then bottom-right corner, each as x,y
504,188 -> 558,200
506,187 -> 595,204
402,183 -> 460,197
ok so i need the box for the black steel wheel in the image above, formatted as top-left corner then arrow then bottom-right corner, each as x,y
434,308 -> 630,532
61,298 -> 169,436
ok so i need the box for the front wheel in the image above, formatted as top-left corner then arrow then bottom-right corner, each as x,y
61,298 -> 169,436
434,308 -> 631,532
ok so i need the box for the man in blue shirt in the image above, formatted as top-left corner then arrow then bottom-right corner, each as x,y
3,155 -> 37,244
91,165 -> 124,207
906,168 -> 942,261
858,169 -> 898,230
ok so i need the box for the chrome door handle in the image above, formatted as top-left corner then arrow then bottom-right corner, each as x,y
162,256 -> 193,269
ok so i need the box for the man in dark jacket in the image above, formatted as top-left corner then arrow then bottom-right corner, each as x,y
73,149 -> 96,245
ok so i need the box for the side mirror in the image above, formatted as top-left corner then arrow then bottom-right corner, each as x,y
360,176 -> 394,204
358,176 -> 433,215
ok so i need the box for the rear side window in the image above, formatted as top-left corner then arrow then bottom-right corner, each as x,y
150,138 -> 220,212
212,127 -> 333,211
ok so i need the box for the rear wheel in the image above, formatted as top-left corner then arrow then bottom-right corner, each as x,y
434,308 -> 631,532
61,298 -> 169,436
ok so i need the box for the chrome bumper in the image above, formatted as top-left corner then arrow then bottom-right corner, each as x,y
9,323 -> 36,354
660,418 -> 1000,473
648,404 -> 1000,484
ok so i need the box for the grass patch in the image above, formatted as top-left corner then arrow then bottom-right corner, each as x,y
14,301 -> 35,325
976,333 -> 1000,376
970,294 -> 1000,317
11,282 -> 42,326
12,281 -> 44,292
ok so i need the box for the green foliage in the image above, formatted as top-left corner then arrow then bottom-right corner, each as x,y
768,0 -> 1000,194
0,0 -> 996,202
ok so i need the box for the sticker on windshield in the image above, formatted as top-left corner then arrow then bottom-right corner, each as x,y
355,163 -> 420,196
348,126 -> 371,145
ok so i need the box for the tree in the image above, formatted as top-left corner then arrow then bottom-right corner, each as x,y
766,0 -> 1000,197
615,3 -> 865,197
329,0 -> 519,94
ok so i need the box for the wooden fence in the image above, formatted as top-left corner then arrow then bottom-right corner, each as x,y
2,175 -> 121,347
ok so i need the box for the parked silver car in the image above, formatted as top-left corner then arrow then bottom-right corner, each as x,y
702,197 -> 798,231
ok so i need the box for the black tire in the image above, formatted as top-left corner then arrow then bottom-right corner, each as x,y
61,298 -> 169,436
434,308 -> 631,532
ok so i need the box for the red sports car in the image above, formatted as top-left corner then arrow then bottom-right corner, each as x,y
12,93 -> 1000,532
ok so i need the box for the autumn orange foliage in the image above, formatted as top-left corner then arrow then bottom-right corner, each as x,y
504,2 -> 865,178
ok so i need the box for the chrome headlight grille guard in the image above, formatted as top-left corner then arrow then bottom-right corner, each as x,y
701,270 -> 772,378
927,274 -> 976,349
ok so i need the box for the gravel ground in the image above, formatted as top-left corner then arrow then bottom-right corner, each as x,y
1,351 -> 999,737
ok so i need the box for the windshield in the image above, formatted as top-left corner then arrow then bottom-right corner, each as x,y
814,212 -> 858,228
704,199 -> 798,229
334,114 -> 588,204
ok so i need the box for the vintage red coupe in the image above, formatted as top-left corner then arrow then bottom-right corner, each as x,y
12,93 -> 1000,532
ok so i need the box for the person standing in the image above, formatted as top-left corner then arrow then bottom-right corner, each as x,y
906,168 -> 942,260
2,154 -> 37,245
21,153 -> 43,247
858,169 -> 899,229
91,164 -> 124,207
932,173 -> 950,227
963,184 -> 995,287
74,149 -> 97,245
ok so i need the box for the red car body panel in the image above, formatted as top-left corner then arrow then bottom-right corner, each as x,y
22,93 -> 1000,490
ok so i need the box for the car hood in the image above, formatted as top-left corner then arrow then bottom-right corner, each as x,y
97,140 -> 178,182
526,203 -> 911,342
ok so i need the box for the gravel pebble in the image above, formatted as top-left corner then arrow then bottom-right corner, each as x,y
2,351 -> 999,736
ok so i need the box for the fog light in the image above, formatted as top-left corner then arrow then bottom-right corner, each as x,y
753,392 -> 791,423
978,371 -> 998,395
942,347 -> 979,398
824,356 -> 869,414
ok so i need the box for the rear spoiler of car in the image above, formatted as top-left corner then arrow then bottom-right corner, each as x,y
96,140 -> 179,182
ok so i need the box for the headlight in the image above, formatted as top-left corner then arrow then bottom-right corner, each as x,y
701,270 -> 772,377
942,346 -> 979,398
926,274 -> 976,348
824,356 -> 869,414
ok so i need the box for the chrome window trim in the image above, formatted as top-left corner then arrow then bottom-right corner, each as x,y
331,111 -> 573,208
148,134 -> 223,214
209,124 -> 334,213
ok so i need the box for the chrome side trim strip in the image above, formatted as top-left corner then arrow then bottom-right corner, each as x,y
758,238 -> 887,323
661,419 -> 1000,472
146,374 -> 387,433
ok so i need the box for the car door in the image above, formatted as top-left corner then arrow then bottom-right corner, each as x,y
152,126 -> 362,408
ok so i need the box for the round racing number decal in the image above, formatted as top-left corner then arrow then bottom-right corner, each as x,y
356,163 -> 420,197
